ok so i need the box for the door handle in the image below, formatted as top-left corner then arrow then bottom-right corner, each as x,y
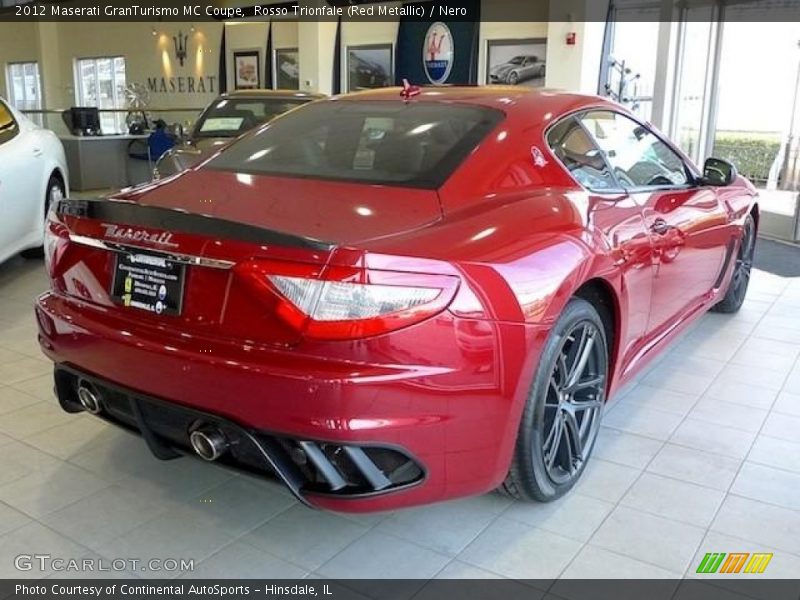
32,148 -> 43,157
650,219 -> 670,235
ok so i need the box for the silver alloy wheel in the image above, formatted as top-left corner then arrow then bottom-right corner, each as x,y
732,217 -> 755,303
540,321 -> 607,485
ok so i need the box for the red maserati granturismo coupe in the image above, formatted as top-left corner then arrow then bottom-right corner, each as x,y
35,87 -> 757,512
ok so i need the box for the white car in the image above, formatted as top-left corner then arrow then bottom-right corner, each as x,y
0,97 -> 68,264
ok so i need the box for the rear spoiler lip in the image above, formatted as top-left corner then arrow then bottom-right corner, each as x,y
54,197 -> 336,253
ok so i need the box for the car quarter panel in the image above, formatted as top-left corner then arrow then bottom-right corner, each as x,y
344,186 -> 653,398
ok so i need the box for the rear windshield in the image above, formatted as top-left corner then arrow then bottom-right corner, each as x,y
194,97 -> 310,138
206,100 -> 504,188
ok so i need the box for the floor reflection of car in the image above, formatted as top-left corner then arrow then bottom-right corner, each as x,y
154,90 -> 324,179
490,55 -> 546,85
349,55 -> 390,90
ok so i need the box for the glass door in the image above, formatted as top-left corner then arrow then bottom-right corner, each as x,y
670,6 -> 716,165
713,20 -> 800,241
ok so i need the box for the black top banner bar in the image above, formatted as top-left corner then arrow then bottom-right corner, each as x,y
3,0 -> 800,22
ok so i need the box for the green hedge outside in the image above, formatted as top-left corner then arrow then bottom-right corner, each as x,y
711,132 -> 782,185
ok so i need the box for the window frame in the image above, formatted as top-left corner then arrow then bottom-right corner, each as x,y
0,98 -> 20,145
73,55 -> 127,134
580,109 -> 699,193
546,107 -> 703,195
546,113 -> 625,195
6,61 -> 42,113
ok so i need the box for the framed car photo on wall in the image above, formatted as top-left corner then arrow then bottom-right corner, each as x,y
346,44 -> 393,92
486,38 -> 547,87
274,48 -> 300,90
233,51 -> 260,90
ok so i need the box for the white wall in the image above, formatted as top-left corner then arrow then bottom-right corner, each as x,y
545,0 -> 609,94
545,21 -> 604,93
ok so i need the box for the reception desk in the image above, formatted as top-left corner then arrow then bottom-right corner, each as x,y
60,134 -> 151,191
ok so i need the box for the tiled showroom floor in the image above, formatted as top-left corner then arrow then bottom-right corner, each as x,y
1,253 -> 799,586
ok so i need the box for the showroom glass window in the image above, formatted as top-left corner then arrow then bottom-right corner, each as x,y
546,117 -> 618,192
0,99 -> 20,144
6,62 -> 42,126
580,111 -> 689,189
75,56 -> 127,134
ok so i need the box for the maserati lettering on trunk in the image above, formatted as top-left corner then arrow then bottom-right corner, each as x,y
101,224 -> 178,249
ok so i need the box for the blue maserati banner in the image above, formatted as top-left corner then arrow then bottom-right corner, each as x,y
394,0 -> 480,86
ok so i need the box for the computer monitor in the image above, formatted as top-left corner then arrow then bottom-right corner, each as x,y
69,107 -> 102,136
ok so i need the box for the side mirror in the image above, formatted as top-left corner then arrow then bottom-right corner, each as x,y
702,157 -> 737,186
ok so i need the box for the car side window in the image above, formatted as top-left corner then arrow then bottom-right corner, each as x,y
547,116 -> 619,192
0,100 -> 20,145
579,111 -> 688,189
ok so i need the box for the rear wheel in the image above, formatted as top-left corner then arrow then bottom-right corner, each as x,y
711,214 -> 755,314
501,297 -> 608,502
21,174 -> 64,259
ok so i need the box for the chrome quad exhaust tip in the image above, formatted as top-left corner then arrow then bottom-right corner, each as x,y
189,426 -> 229,461
76,379 -> 103,414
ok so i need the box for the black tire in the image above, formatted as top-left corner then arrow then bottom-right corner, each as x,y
500,297 -> 608,502
508,71 -> 520,85
711,214 -> 756,314
21,174 -> 64,259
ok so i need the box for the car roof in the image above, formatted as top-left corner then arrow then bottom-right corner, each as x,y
333,86 -> 620,126
221,89 -> 326,100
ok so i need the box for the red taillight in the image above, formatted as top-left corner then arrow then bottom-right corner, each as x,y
44,220 -> 70,277
234,260 -> 459,340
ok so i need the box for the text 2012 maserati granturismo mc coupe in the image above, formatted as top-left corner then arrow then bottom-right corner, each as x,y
36,87 -> 757,512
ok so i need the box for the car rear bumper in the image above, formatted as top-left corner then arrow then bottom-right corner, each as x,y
35,291 -> 547,512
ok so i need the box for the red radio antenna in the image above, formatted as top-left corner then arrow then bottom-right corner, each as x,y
400,79 -> 421,102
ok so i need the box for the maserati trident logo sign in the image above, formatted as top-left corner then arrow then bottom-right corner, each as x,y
173,31 -> 188,67
423,22 -> 453,85
102,224 -> 178,249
